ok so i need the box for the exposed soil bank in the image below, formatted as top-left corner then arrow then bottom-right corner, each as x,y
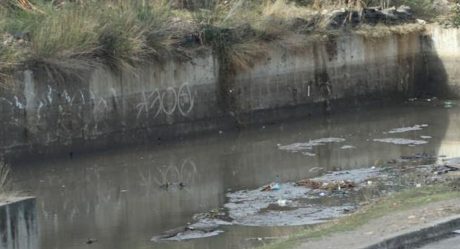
0,197 -> 38,249
0,24 -> 457,160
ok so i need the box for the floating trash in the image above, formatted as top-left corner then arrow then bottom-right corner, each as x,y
444,100 -> 456,109
277,199 -> 289,207
373,138 -> 428,146
261,182 -> 280,192
387,125 -> 424,134
261,176 -> 281,192
340,145 -> 356,150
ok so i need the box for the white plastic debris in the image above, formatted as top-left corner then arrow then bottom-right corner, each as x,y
277,199 -> 288,207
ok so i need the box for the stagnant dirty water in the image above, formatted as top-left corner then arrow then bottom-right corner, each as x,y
11,101 -> 460,249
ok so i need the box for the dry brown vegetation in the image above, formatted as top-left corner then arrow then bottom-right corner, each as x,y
0,161 -> 15,202
0,0 -> 448,76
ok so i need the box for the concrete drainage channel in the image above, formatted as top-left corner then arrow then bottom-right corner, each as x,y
363,215 -> 460,249
0,197 -> 39,249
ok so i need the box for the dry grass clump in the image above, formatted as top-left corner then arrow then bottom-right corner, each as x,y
226,39 -> 269,71
354,23 -> 426,39
263,0 -> 315,19
0,161 -> 14,202
0,0 -> 437,76
0,0 -> 180,74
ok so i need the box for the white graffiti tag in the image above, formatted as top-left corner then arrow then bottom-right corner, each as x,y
136,82 -> 194,119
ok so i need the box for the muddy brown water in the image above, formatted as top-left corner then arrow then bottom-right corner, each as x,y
11,102 -> 460,249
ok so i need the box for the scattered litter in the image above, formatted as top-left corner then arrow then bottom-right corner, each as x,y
420,136 -> 432,139
373,138 -> 428,146
277,199 -> 288,207
367,181 -> 373,186
416,183 -> 422,188
319,192 -> 326,197
261,176 -> 281,192
192,208 -> 232,223
261,182 -> 281,192
315,168 -> 380,183
296,178 -> 356,191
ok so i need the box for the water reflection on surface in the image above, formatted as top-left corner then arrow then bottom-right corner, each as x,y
12,103 -> 460,249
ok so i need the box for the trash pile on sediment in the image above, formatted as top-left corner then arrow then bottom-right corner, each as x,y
152,154 -> 460,242
296,178 -> 356,191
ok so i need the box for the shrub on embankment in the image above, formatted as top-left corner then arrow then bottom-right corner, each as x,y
0,0 -> 455,82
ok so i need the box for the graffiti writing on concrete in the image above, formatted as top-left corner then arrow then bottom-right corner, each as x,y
0,82 -> 195,145
136,82 -> 194,119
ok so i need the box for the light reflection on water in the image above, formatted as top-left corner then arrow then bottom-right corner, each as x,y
11,103 -> 460,249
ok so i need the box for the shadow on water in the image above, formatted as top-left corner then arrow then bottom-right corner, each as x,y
9,102 -> 455,249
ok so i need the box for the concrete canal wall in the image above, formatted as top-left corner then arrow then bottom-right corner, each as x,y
0,25 -> 457,159
424,25 -> 460,97
0,198 -> 38,249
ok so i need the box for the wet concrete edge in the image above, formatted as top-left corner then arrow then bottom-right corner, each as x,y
362,215 -> 460,249
0,197 -> 39,249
